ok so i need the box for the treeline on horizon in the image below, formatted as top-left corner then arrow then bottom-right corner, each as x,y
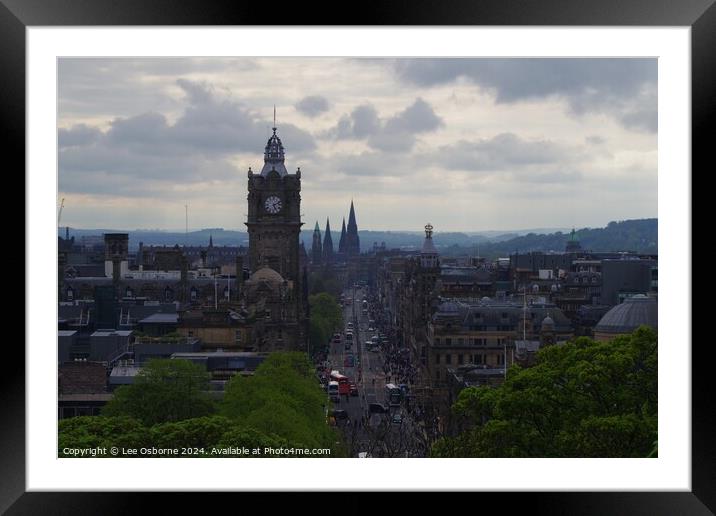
60,218 -> 657,257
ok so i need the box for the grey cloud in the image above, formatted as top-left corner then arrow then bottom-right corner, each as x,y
384,98 -> 443,133
322,99 -> 442,152
58,124 -> 103,148
439,133 -> 571,171
586,135 -> 606,145
367,132 -> 416,152
58,79 -> 316,197
351,105 -> 381,137
392,58 -> 657,132
58,58 -> 260,122
295,95 -> 331,117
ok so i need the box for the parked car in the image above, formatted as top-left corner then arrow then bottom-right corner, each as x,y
349,383 -> 358,396
392,413 -> 403,425
331,409 -> 348,420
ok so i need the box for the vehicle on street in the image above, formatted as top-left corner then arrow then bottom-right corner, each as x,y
385,383 -> 402,406
344,355 -> 355,368
349,383 -> 358,396
328,381 -> 340,402
331,409 -> 348,420
368,402 -> 389,414
332,333 -> 341,343
367,326 -> 375,332
392,413 -> 403,425
357,452 -> 372,458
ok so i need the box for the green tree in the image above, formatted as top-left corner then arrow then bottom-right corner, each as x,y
221,352 -> 342,453
309,292 -> 343,331
432,326 -> 658,458
102,359 -> 215,426
58,416 -> 151,455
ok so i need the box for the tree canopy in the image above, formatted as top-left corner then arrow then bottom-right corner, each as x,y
308,292 -> 343,358
62,353 -> 345,457
101,358 -> 215,426
431,327 -> 658,458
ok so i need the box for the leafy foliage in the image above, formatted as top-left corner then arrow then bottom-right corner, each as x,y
308,292 -> 343,357
61,353 -> 344,457
220,353 -> 339,451
101,359 -> 215,426
432,327 -> 658,457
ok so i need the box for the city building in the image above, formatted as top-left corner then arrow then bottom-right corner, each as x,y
593,293 -> 658,341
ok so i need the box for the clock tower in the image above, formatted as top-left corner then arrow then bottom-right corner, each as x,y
246,125 -> 303,283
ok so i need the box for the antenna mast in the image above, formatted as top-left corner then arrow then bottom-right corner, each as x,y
185,204 -> 188,247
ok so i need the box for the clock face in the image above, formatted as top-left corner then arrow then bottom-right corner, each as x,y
264,195 -> 282,214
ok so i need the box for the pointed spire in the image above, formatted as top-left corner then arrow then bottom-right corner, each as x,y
339,217 -> 347,253
346,201 -> 359,256
273,104 -> 276,129
323,218 -> 334,264
348,199 -> 357,228
209,233 -> 213,248
311,221 -> 322,265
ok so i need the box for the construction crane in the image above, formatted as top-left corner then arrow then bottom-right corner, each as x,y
58,198 -> 65,228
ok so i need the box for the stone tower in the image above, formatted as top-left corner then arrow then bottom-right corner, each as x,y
245,126 -> 303,282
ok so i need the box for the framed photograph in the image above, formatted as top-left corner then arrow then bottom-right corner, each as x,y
8,0 -> 710,512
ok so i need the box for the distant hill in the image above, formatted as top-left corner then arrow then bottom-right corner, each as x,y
59,219 -> 657,256
440,219 -> 658,258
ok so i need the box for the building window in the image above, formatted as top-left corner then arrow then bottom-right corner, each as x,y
434,337 -> 440,346
125,287 -> 133,298
435,370 -> 440,381
458,338 -> 464,346
235,330 -> 242,343
445,338 -> 452,346
435,353 -> 440,364
190,288 -> 197,301
66,288 -> 74,301
445,354 -> 452,365
458,354 -> 464,365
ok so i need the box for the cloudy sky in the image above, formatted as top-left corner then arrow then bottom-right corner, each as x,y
58,58 -> 657,232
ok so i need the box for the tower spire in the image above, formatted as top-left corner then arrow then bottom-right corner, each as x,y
273,104 -> 276,129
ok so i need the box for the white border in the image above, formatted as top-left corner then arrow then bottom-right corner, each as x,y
27,27 -> 690,491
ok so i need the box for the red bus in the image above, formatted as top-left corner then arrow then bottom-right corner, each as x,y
330,370 -> 351,395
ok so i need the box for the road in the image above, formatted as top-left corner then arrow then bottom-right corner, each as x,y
326,285 -> 426,457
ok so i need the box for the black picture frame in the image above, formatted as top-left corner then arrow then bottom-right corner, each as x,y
4,0 -> 709,513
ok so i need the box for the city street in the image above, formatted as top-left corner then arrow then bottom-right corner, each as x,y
325,285 -> 425,457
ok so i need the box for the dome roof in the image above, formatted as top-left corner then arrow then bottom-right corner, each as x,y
260,127 -> 289,177
249,266 -> 284,284
541,315 -> 555,329
595,295 -> 657,334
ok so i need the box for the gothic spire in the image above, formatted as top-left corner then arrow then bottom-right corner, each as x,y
339,217 -> 347,253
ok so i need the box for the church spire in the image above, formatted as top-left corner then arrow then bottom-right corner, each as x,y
345,200 -> 360,256
323,218 -> 334,264
339,217 -> 347,254
311,221 -> 322,265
